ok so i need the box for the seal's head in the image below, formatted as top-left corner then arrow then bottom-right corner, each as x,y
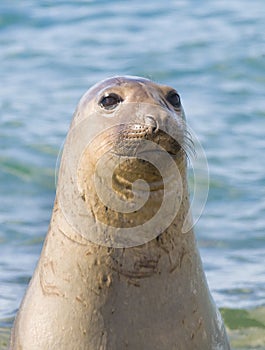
58,76 -> 192,247
73,76 -> 187,151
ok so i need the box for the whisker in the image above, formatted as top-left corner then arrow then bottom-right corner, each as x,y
183,129 -> 195,159
92,134 -> 116,153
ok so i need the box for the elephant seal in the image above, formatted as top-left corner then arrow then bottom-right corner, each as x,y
10,76 -> 230,349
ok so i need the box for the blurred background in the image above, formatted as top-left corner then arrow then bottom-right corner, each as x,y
0,0 -> 264,348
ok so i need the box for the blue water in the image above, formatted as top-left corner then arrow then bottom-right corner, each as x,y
0,0 -> 264,336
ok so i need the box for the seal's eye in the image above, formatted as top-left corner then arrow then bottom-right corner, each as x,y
99,93 -> 123,110
166,90 -> 181,109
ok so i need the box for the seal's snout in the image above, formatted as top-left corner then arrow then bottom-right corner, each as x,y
145,115 -> 159,135
127,115 -> 158,138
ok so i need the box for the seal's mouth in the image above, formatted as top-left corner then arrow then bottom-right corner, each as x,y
112,123 -> 183,158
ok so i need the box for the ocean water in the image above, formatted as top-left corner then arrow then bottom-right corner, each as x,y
0,0 -> 264,348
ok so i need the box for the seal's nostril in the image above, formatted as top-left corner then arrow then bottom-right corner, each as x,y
145,115 -> 158,134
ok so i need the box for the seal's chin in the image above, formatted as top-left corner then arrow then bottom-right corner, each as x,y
112,157 -> 164,197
